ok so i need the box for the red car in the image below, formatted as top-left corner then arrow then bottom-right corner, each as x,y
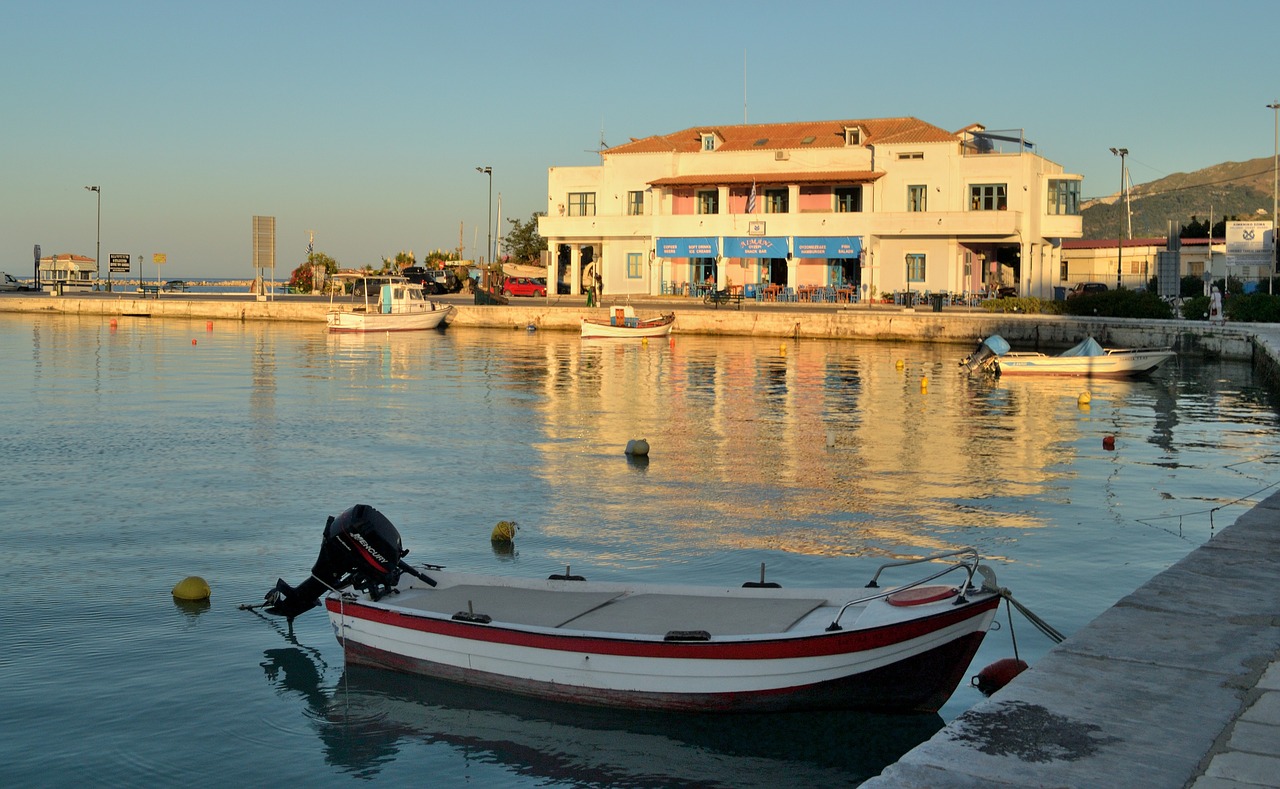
502,276 -> 546,298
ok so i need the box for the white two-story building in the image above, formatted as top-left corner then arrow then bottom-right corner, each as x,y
538,117 -> 1082,302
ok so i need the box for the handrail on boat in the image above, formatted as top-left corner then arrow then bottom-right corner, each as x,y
825,547 -> 984,632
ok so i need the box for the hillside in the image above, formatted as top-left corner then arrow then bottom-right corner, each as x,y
1081,156 -> 1275,238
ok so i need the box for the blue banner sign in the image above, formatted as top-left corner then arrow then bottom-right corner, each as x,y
723,236 -> 788,257
656,237 -> 718,257
792,236 -> 863,258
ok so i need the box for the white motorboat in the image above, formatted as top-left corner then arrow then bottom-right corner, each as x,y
962,335 -> 1175,377
327,276 -> 453,333
260,505 -> 1003,714
581,306 -> 675,339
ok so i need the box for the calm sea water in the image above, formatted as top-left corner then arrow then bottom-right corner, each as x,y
2,313 -> 1277,787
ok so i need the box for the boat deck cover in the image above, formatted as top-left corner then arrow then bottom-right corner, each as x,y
396,585 -> 826,636
397,585 -> 624,629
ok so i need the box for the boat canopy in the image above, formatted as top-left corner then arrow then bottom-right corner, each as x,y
1060,337 -> 1105,357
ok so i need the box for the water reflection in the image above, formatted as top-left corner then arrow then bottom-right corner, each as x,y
260,650 -> 942,787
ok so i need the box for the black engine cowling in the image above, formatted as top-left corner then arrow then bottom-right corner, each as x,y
264,504 -> 420,620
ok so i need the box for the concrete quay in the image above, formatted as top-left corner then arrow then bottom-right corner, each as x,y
0,291 -> 1263,367
863,487 -> 1280,788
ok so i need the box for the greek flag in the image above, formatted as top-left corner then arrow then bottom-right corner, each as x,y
307,239 -> 313,255
746,181 -> 757,214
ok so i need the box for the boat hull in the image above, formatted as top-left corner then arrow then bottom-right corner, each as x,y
580,313 -> 674,339
327,307 -> 452,333
996,349 -> 1174,377
324,572 -> 999,714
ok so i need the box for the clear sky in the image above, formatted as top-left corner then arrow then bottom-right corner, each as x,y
3,0 -> 1276,279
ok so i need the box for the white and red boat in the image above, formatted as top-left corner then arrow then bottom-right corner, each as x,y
260,505 -> 1002,714
581,306 -> 675,339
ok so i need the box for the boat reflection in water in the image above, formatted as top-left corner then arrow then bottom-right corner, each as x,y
260,647 -> 943,787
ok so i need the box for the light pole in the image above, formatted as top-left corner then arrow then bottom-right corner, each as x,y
1109,148 -> 1127,289
475,166 -> 493,267
1268,101 -> 1278,294
85,185 -> 101,290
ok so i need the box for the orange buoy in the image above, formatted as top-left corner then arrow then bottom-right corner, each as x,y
206,321 -> 213,331
1102,435 -> 1116,450
972,657 -> 1028,696
191,339 -> 197,345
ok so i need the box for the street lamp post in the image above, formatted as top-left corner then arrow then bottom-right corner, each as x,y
1109,148 -> 1127,289
475,166 -> 493,269
84,185 -> 101,291
1268,101 -> 1278,294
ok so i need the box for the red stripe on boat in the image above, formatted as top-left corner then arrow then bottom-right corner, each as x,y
325,594 -> 999,660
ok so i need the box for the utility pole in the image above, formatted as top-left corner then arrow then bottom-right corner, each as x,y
1109,148 -> 1128,289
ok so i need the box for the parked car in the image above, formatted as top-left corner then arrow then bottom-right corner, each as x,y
352,276 -> 399,297
161,280 -> 188,292
502,276 -> 547,298
1,272 -> 20,291
403,267 -> 460,295
1068,282 -> 1108,298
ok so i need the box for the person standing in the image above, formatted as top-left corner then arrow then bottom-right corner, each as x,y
1209,285 -> 1224,323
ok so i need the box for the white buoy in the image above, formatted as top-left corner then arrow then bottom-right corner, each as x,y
625,438 -> 650,456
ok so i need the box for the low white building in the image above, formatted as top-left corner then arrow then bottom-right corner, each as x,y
539,117 -> 1083,302
37,254 -> 96,291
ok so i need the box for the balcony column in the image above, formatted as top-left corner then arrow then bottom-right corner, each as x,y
544,239 -> 557,289
570,245 -> 582,295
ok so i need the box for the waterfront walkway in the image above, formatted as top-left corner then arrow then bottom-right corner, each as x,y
863,486 -> 1280,788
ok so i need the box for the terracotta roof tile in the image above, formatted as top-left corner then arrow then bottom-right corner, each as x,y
649,171 -> 883,187
607,117 -> 957,155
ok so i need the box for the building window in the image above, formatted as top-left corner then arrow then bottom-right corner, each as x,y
835,186 -> 862,213
906,253 -> 926,282
1060,260 -> 1069,281
897,152 -> 923,160
844,127 -> 862,146
701,134 -> 716,151
907,185 -> 927,212
627,252 -> 643,279
1047,180 -> 1081,215
696,189 -> 719,215
567,192 -> 596,217
969,184 -> 1007,211
627,191 -> 644,216
764,188 -> 788,214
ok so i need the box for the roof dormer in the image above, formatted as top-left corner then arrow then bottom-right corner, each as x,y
843,126 -> 864,146
699,131 -> 723,152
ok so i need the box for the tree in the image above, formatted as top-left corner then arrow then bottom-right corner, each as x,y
382,250 -> 415,271
287,251 -> 338,293
503,212 -> 547,264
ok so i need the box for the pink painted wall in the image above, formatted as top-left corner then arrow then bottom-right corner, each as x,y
671,189 -> 694,215
798,187 -> 829,212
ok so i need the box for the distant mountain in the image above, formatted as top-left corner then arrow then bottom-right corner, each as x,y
1081,156 -> 1276,239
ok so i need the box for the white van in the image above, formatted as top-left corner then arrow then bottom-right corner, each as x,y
1,272 -> 21,291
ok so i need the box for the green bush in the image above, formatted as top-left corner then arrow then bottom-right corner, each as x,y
979,297 -> 1063,314
1226,292 -> 1280,323
1060,289 -> 1173,319
1181,295 -> 1210,320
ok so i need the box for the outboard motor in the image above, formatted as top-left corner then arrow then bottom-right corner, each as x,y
960,334 -> 1011,375
263,504 -> 434,621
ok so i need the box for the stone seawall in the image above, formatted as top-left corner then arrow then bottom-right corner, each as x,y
0,295 -> 1260,361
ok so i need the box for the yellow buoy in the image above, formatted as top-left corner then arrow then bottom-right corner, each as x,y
921,376 -> 929,392
1078,391 -> 1092,405
491,521 -> 518,543
171,576 -> 210,601
895,359 -> 905,370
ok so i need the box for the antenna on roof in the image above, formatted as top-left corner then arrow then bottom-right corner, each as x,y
743,49 -> 748,124
586,119 -> 608,157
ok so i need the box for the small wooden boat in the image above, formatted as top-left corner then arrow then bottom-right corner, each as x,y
327,276 -> 453,333
962,335 -> 1174,378
581,306 -> 675,339
260,505 -> 1003,714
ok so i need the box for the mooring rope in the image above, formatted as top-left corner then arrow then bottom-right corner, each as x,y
999,588 -> 1065,644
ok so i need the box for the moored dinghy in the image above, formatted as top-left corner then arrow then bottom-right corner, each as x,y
962,334 -> 1175,377
261,504 -> 1004,714
581,306 -> 675,339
